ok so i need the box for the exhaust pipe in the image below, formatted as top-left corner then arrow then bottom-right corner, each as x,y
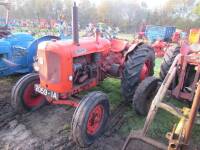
72,2 -> 79,45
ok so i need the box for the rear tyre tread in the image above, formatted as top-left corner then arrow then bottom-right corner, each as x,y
121,44 -> 155,102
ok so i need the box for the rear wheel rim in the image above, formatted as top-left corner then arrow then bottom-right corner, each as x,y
140,59 -> 151,80
23,81 -> 44,108
87,104 -> 104,135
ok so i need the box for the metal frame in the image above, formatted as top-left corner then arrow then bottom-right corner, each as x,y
172,54 -> 200,101
122,53 -> 200,150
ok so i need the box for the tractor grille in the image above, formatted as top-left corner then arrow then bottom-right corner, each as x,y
39,51 -> 61,83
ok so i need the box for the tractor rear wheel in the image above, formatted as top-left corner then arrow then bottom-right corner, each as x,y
72,91 -> 109,147
160,45 -> 180,80
121,44 -> 155,102
11,73 -> 46,113
133,76 -> 160,116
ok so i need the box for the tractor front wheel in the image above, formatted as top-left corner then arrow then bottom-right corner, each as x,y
11,73 -> 46,113
133,76 -> 160,116
121,44 -> 155,102
71,91 -> 110,147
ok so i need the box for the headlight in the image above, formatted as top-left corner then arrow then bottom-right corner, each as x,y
33,62 -> 39,72
38,41 -> 48,50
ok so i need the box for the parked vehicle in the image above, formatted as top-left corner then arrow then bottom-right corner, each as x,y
11,3 -> 155,147
0,2 -> 60,77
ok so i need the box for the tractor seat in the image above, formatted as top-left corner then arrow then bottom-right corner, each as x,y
0,26 -> 11,38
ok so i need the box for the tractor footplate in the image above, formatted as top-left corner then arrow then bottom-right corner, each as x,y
122,131 -> 167,150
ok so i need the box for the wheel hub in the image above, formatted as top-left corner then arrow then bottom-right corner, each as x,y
23,82 -> 44,108
140,60 -> 151,80
87,105 -> 104,135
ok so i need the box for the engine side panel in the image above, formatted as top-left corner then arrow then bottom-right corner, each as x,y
38,37 -> 111,95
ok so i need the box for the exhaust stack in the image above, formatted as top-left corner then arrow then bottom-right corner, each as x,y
72,2 -> 79,45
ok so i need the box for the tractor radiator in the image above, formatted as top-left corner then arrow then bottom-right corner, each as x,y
38,51 -> 61,84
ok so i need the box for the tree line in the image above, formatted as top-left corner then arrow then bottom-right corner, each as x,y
1,0 -> 200,33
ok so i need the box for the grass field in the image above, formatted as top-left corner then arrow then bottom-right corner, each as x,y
90,56 -> 200,145
117,33 -> 134,41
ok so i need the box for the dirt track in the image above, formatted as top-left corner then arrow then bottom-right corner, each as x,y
0,76 -> 126,150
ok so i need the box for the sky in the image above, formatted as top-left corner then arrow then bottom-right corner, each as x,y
144,0 -> 168,9
89,0 -> 169,9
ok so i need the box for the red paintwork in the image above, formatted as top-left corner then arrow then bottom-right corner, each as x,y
152,40 -> 167,57
87,104 -> 104,135
110,39 -> 128,52
139,32 -> 145,36
166,41 -> 200,102
172,32 -> 180,43
140,59 -> 151,80
36,33 -> 151,107
38,37 -> 110,94
23,81 -> 44,108
171,53 -> 200,101
101,52 -> 123,73
180,41 -> 191,56
51,99 -> 79,107
45,96 -> 79,107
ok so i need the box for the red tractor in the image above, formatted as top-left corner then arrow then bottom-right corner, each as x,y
132,38 -> 200,116
152,39 -> 168,57
11,3 -> 155,147
151,32 -> 182,58
123,40 -> 200,150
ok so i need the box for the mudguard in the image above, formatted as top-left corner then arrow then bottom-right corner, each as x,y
110,39 -> 128,52
124,42 -> 144,60
0,35 -> 60,77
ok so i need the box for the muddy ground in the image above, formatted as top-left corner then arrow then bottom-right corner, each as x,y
0,76 -> 199,150
0,76 -> 128,150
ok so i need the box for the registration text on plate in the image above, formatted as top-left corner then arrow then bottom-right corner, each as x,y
34,84 -> 58,100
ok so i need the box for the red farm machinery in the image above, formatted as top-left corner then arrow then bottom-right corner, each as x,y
123,38 -> 200,149
11,2 -> 155,147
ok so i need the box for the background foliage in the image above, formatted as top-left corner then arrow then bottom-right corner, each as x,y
0,0 -> 200,32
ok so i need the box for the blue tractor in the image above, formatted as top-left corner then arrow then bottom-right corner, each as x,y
0,1 -> 60,77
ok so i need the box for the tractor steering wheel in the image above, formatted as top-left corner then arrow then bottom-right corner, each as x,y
0,26 -> 11,38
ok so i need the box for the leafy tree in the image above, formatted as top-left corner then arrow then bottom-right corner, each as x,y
1,0 -> 200,32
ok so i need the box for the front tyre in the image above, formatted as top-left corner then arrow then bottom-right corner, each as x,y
133,76 -> 160,116
71,91 -> 110,147
11,73 -> 46,113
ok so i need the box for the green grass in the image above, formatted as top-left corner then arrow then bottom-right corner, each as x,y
93,56 -> 200,146
80,78 -> 122,111
118,33 -> 134,41
154,58 -> 163,77
77,49 -> 199,145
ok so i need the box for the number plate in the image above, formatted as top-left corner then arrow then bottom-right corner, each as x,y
34,84 -> 58,100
